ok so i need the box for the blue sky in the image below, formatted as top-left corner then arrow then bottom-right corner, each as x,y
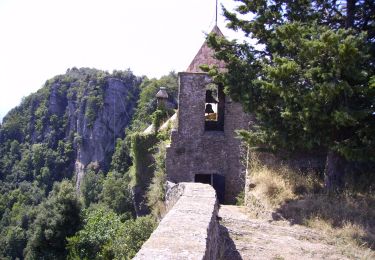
0,0 -> 247,122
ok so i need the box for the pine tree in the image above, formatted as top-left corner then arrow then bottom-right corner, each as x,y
208,0 -> 375,189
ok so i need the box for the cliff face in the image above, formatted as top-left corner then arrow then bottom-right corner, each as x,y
72,77 -> 139,187
0,67 -> 142,188
68,77 -> 138,168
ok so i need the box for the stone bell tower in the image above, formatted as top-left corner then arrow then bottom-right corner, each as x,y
165,26 -> 251,203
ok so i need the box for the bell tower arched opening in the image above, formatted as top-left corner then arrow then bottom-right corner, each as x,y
204,83 -> 224,131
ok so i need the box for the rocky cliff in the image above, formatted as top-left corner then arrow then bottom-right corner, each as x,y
0,67 -> 142,188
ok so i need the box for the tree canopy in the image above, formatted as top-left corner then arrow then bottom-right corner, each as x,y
0,68 -> 166,259
208,0 -> 375,188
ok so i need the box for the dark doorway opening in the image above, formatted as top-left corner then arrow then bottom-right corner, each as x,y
195,174 -> 211,185
194,174 -> 225,203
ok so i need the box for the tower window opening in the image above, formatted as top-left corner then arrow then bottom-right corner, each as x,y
205,83 -> 224,131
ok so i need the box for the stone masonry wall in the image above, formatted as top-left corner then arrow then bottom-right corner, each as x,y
133,182 -> 219,260
166,72 -> 252,203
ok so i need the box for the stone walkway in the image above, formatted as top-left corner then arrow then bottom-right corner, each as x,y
218,205 -> 366,260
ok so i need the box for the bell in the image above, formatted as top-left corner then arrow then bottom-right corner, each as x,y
205,90 -> 218,103
205,104 -> 215,114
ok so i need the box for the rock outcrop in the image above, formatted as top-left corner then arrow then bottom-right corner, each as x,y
4,68 -> 142,188
74,77 -> 136,168
65,70 -> 140,186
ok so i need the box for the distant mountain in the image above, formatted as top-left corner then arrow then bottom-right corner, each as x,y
0,67 -> 142,191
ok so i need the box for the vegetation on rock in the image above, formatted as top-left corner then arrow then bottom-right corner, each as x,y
146,139 -> 169,219
0,67 -> 177,259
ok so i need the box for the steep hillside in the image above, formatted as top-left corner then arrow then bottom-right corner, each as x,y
0,67 -> 179,259
0,67 -> 144,259
0,67 -> 141,187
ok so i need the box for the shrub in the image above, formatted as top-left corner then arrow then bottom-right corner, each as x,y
67,206 -> 122,260
67,208 -> 156,260
109,215 -> 156,259
100,172 -> 134,215
81,170 -> 104,207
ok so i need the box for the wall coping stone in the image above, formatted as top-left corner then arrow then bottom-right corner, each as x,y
133,182 -> 219,260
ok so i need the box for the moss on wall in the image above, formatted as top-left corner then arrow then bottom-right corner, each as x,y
129,133 -> 159,189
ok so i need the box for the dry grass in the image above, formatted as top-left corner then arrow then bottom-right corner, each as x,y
246,157 -> 321,216
246,155 -> 375,256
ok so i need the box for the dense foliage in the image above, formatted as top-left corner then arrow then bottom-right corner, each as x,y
67,206 -> 156,259
146,140 -> 168,219
25,181 -> 81,260
129,133 -> 159,188
0,67 -> 170,259
208,0 -> 375,188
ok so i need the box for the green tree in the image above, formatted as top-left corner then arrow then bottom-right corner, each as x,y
208,0 -> 375,189
100,172 -> 134,215
25,181 -> 81,260
67,208 -> 155,260
109,215 -> 156,259
81,170 -> 104,207
1,226 -> 27,259
151,107 -> 171,133
111,138 -> 132,174
67,206 -> 122,260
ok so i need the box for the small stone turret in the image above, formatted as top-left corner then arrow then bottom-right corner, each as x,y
156,87 -> 168,109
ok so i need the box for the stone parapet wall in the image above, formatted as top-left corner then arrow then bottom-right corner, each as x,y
133,182 -> 219,260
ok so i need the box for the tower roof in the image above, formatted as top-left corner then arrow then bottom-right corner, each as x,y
156,87 -> 168,99
186,25 -> 226,73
